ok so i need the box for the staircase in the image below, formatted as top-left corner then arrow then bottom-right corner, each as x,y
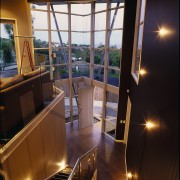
48,146 -> 97,180
50,166 -> 93,180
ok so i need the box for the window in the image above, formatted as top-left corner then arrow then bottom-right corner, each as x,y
131,0 -> 146,84
0,19 -> 18,77
30,2 -> 125,137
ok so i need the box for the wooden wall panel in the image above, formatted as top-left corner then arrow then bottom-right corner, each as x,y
0,93 -> 67,179
27,123 -> 46,180
125,0 -> 179,179
78,86 -> 94,130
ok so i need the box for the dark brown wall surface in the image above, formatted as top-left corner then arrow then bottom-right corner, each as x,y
116,0 -> 137,140
126,0 -> 179,179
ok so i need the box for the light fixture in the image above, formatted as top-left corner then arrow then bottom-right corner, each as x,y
157,26 -> 172,38
127,172 -> 133,179
57,160 -> 66,170
139,69 -> 147,76
146,121 -> 156,130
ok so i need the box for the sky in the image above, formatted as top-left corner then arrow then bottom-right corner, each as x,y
1,3 -> 124,48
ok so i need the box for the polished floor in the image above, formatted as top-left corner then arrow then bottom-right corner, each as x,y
66,121 -> 127,180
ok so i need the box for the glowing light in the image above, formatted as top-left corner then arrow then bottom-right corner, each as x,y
146,121 -> 156,130
57,160 -> 66,170
127,172 -> 133,179
157,26 -> 173,38
139,69 -> 147,76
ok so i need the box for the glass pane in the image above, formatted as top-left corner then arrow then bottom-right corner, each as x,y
107,68 -> 120,87
71,15 -> 90,31
51,13 -> 68,30
134,49 -> 141,77
72,47 -> 90,63
105,120 -> 116,138
65,111 -> 70,119
71,15 -> 83,31
52,48 -> 68,64
72,64 -> 90,78
31,11 -> 48,29
109,49 -> 121,68
105,106 -> 117,138
110,8 -> 124,29
0,23 -> 18,77
95,32 -> 105,48
71,4 -> 91,15
73,97 -> 79,118
109,30 -> 123,48
53,65 -> 69,80
94,48 -> 104,65
140,0 -> 146,23
94,65 -> 104,82
51,4 -> 68,13
137,24 -> 144,49
31,3 -> 47,10
95,12 -> 106,30
72,32 -> 90,46
33,31 -> 49,48
95,3 -> 106,12
34,49 -> 49,66
51,31 -> 68,47
105,106 -> 117,122
93,87 -> 103,121
106,91 -> 118,105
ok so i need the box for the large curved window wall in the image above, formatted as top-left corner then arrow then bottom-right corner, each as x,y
30,1 -> 125,138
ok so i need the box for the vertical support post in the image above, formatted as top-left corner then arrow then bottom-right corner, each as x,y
101,0 -> 111,133
90,2 -> 95,80
47,2 -> 53,80
50,4 -> 68,64
68,3 -> 73,124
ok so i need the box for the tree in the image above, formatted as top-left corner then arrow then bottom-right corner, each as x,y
0,24 -> 15,65
1,38 -> 14,64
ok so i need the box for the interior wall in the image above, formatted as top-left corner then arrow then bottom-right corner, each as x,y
126,0 -> 179,179
1,94 -> 67,179
1,0 -> 34,73
116,0 -> 137,140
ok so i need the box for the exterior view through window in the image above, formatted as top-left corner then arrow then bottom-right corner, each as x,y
30,2 -> 124,139
0,22 -> 18,77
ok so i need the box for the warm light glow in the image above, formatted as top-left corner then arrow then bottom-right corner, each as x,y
159,27 -> 170,36
146,121 -> 156,130
157,26 -> 173,38
127,172 -> 133,179
57,160 -> 66,170
139,69 -> 147,75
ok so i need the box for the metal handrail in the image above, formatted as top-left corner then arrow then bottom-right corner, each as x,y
68,145 -> 98,180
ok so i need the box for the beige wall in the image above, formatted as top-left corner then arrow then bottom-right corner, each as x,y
1,0 -> 34,73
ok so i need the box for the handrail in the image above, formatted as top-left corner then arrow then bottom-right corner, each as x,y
68,145 -> 98,180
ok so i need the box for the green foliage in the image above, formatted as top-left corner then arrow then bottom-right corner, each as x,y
0,39 -> 15,64
0,24 -> 16,64
4,24 -> 14,39
109,50 -> 121,67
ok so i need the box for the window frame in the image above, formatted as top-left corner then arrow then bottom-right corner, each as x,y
0,18 -> 20,73
131,0 -> 146,84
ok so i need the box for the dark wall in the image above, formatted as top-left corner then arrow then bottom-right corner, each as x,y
126,0 -> 179,179
116,0 -> 137,140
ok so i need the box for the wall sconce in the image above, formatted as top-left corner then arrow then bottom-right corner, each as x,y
157,26 -> 172,38
57,160 -> 66,171
145,121 -> 156,130
139,68 -> 147,76
127,172 -> 133,179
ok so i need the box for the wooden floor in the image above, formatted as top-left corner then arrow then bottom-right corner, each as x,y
66,121 -> 127,180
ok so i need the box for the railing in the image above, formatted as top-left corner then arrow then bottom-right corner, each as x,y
68,146 -> 98,180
